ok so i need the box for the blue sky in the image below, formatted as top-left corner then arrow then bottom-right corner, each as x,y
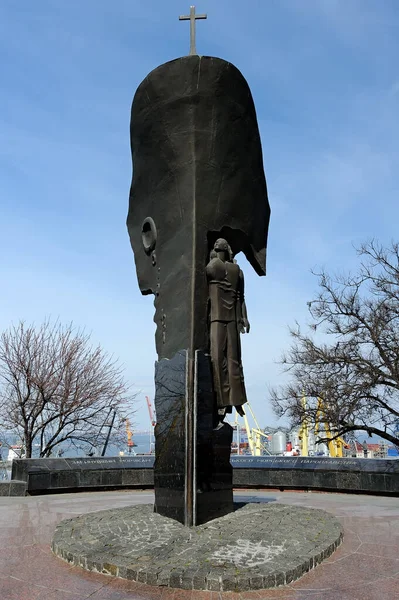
1,0 -> 399,430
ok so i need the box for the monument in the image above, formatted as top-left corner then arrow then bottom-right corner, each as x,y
127,6 -> 270,526
51,9 -> 346,591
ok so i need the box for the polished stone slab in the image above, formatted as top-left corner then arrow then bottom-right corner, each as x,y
153,350 -> 233,525
0,490 -> 398,599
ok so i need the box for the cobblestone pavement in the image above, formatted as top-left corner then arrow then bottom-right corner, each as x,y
52,503 -> 342,591
0,489 -> 398,599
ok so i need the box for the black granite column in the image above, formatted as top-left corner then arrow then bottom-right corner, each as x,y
153,350 -> 233,525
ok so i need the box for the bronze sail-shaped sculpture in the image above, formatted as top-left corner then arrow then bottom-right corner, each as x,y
127,55 -> 270,525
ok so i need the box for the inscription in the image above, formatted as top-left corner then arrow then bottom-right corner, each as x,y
68,457 -> 154,467
70,459 -> 118,465
231,457 -> 360,467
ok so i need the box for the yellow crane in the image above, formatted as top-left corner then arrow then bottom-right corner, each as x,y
297,396 -> 350,457
314,398 -> 349,458
298,395 -> 310,456
238,402 -> 271,456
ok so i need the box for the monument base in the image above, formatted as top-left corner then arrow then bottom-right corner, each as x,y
153,350 -> 233,525
52,502 -> 343,591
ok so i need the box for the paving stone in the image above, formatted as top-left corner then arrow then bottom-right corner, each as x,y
169,568 -> 184,588
248,573 -> 264,590
206,573 -> 222,591
157,569 -> 170,586
222,574 -> 237,591
52,502 -> 343,591
192,569 -> 209,589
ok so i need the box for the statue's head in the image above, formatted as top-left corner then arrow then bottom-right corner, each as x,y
214,238 -> 233,260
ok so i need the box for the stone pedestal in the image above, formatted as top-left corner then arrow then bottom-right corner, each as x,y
154,350 -> 233,525
52,502 -> 344,591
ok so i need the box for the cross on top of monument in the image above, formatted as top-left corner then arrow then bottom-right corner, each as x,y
179,5 -> 207,56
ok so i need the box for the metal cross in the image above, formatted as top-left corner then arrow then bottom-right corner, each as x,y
179,5 -> 207,56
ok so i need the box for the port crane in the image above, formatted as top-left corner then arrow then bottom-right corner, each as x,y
232,402 -> 271,456
314,397 -> 349,457
146,396 -> 156,427
146,396 -> 156,454
299,397 -> 349,457
125,418 -> 136,453
297,396 -> 310,456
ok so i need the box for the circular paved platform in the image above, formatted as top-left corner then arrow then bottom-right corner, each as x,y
52,502 -> 343,592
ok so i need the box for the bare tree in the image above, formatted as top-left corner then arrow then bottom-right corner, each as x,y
272,240 -> 399,447
0,320 -> 136,458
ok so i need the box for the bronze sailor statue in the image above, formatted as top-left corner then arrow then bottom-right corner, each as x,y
207,239 -> 249,420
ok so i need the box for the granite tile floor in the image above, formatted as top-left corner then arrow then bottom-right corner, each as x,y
0,489 -> 397,600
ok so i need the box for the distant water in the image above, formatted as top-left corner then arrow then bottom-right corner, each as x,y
59,432 -> 156,458
0,432 -> 155,461
1,429 -> 250,460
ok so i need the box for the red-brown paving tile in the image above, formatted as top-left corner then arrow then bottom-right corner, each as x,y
220,592 -> 243,600
348,575 -> 399,600
65,565 -> 125,592
173,590 -> 195,600
191,590 -> 212,600
34,543 -> 54,556
101,578 -> 154,595
339,552 -> 398,579
329,529 -> 361,555
292,592 -> 357,600
111,577 -> 139,589
140,584 -> 165,599
84,583 -> 153,600
0,491 -> 398,600
0,576 -> 44,600
239,592 -> 266,599
133,586 -> 166,600
291,552 -> 399,593
170,592 -> 192,600
255,589 -> 297,599
0,548 -> 28,574
160,587 -> 177,600
36,589 -> 89,600
355,542 -> 399,560
4,547 -> 106,596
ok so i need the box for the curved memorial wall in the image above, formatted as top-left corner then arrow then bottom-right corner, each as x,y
11,455 -> 399,496
232,455 -> 398,495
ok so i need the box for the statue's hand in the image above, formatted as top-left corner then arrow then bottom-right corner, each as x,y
238,320 -> 245,334
243,318 -> 250,333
